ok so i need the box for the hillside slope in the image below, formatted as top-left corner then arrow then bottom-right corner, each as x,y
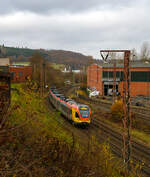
1,46 -> 94,68
0,83 -> 136,177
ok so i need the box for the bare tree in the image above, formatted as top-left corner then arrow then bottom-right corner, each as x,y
131,48 -> 138,60
0,45 -> 6,57
140,42 -> 150,61
109,52 -> 116,59
87,56 -> 94,66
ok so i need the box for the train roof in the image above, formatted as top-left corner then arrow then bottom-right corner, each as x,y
50,87 -> 89,108
54,93 -> 64,96
52,89 -> 58,91
67,100 -> 77,105
50,86 -> 56,89
78,104 -> 89,108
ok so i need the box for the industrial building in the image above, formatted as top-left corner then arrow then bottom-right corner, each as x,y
87,62 -> 150,97
10,65 -> 32,82
0,58 -> 32,82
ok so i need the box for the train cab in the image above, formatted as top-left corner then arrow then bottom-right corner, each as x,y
49,87 -> 91,127
79,105 -> 90,118
72,104 -> 91,125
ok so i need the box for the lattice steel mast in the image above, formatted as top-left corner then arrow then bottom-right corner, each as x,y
100,50 -> 131,171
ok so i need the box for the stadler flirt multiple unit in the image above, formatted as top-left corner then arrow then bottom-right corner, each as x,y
49,87 -> 91,126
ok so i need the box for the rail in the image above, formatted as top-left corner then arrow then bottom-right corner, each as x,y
78,95 -> 150,124
92,118 -> 150,176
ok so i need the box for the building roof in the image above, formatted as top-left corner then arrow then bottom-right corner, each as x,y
0,58 -> 10,66
97,60 -> 150,68
10,65 -> 32,68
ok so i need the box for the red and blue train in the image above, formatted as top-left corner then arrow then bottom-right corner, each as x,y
49,87 -> 91,126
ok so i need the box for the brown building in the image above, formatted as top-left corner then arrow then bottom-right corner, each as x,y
9,66 -> 32,82
87,62 -> 150,97
0,58 -> 32,83
0,58 -> 10,73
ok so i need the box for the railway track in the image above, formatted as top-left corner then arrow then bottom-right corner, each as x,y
48,95 -> 150,176
76,95 -> 150,176
47,88 -> 150,176
78,95 -> 150,124
92,118 -> 150,177
132,107 -> 150,123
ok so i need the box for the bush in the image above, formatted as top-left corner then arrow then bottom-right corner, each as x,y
80,83 -> 87,91
111,100 -> 124,122
76,90 -> 87,97
0,85 -> 141,177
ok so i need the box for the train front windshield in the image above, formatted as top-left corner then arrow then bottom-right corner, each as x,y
79,107 -> 89,118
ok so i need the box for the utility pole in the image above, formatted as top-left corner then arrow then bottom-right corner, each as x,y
33,64 -> 36,80
40,59 -> 44,97
123,51 -> 131,170
113,60 -> 116,103
43,62 -> 46,92
100,50 -> 131,172
145,61 -> 150,105
72,72 -> 75,85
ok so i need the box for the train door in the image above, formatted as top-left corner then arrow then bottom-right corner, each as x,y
72,108 -> 80,122
72,109 -> 76,122
68,108 -> 72,120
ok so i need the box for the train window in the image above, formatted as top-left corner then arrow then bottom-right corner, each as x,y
75,112 -> 80,118
61,103 -> 68,113
11,72 -> 16,78
18,72 -> 23,77
69,110 -> 72,115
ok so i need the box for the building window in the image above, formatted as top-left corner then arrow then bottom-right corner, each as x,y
103,71 -> 150,82
11,72 -> 16,79
12,72 -> 16,76
103,71 -> 124,80
18,72 -> 23,77
131,71 -> 150,82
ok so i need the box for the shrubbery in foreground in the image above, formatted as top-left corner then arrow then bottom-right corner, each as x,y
0,84 -> 142,177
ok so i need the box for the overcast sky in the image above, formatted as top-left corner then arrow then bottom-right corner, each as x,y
0,0 -> 150,58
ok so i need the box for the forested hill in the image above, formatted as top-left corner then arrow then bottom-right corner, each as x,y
1,46 -> 94,68
45,50 -> 93,68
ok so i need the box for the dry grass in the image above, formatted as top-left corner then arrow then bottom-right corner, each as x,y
111,101 -> 124,122
0,84 -> 142,177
